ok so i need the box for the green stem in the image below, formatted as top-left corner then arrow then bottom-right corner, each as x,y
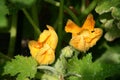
37,66 -> 57,74
31,3 -> 40,39
55,0 -> 64,53
58,0 -> 64,36
7,15 -> 17,57
45,0 -> 79,25
0,52 -> 11,60
81,0 -> 86,12
103,42 -> 111,49
82,0 -> 98,15
31,4 -> 39,26
64,6 -> 80,25
64,73 -> 82,78
22,8 -> 41,38
44,0 -> 60,7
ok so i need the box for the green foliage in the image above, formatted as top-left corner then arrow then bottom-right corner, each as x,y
95,0 -> 120,41
3,55 -> 37,80
66,53 -> 120,80
0,0 -> 9,27
103,18 -> 120,41
95,0 -> 120,14
10,0 -> 36,6
0,0 -> 36,28
112,7 -> 120,20
97,45 -> 120,64
66,53 -> 101,80
7,0 -> 37,15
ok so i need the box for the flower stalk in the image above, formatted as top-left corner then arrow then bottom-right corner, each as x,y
7,14 -> 17,57
22,8 -> 41,39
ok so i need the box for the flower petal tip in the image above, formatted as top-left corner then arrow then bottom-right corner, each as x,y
65,19 -> 81,34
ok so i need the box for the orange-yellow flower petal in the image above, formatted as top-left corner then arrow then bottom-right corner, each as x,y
82,14 -> 95,31
35,44 -> 55,64
65,14 -> 103,52
28,40 -> 43,58
65,19 -> 81,34
69,29 -> 103,52
38,25 -> 58,50
28,25 -> 58,65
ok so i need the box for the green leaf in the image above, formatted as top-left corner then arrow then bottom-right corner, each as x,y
97,45 -> 120,64
95,1 -> 120,41
67,53 -> 101,80
100,17 -> 120,41
3,55 -> 37,80
111,7 -> 120,20
0,15 -> 7,27
103,19 -> 120,41
104,25 -> 120,41
96,45 -> 120,78
66,53 -> 120,80
95,0 -> 120,14
0,0 -> 9,27
98,12 -> 120,41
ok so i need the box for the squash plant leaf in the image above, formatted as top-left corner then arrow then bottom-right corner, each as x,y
97,45 -> 120,64
66,53 -> 120,80
95,0 -> 120,14
3,55 -> 37,80
95,0 -> 120,41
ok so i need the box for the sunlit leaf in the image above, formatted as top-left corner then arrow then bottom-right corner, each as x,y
96,1 -> 120,41
111,7 -> 120,20
95,0 -> 120,14
102,19 -> 120,41
104,26 -> 120,41
3,55 -> 37,80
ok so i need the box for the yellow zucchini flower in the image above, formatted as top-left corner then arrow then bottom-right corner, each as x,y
65,14 -> 103,52
28,25 -> 58,65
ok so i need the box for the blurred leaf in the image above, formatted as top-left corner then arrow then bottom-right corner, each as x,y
0,0 -> 9,27
96,45 -> 120,79
111,7 -> 120,20
104,25 -> 120,41
102,19 -> 120,41
99,63 -> 120,80
97,45 -> 120,64
96,1 -> 120,41
95,0 -> 120,14
99,16 -> 120,41
99,13 -> 112,24
3,55 -> 37,80
101,19 -> 114,29
0,16 -> 7,27
10,0 -> 36,6
66,53 -> 120,80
